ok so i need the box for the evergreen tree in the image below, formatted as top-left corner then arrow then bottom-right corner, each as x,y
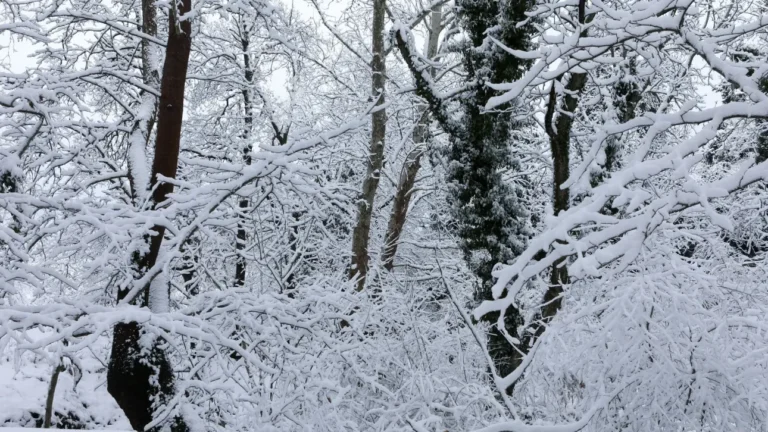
449,0 -> 535,388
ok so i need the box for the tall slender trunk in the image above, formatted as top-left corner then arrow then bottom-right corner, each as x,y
381,5 -> 441,272
542,0 -> 588,314
107,0 -> 193,429
285,210 -> 303,296
235,27 -> 254,288
349,0 -> 387,291
545,69 -> 586,293
507,1 -> 589,387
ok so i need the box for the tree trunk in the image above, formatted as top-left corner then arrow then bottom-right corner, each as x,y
127,0 -> 160,203
179,238 -> 199,296
107,0 -> 193,429
593,55 -> 641,187
235,27 -> 254,288
381,5 -> 441,272
349,0 -> 387,291
394,0 -> 536,393
43,363 -> 65,428
506,2 -> 590,386
285,210 -> 303,296
140,0 -> 158,88
543,69 -> 587,316
542,0 -> 588,315
381,137 -> 423,271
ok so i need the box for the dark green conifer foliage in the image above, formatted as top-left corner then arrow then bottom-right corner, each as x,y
394,0 -> 537,391
450,0 -> 535,388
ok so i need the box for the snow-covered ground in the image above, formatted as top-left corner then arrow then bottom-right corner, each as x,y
0,338 -> 130,430
0,429 -> 131,432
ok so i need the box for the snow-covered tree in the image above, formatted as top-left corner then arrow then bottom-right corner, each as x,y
4,0 -> 768,430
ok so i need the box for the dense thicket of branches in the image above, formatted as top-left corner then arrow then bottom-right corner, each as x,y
3,0 -> 768,431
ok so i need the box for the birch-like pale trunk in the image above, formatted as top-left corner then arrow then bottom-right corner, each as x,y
127,0 -> 159,204
235,26 -> 254,288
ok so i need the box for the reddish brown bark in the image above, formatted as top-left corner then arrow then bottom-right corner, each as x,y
108,0 -> 193,429
141,0 -> 193,284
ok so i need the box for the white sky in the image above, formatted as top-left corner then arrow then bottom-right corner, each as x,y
268,0 -> 355,100
2,34 -> 37,73
1,1 -> 723,109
